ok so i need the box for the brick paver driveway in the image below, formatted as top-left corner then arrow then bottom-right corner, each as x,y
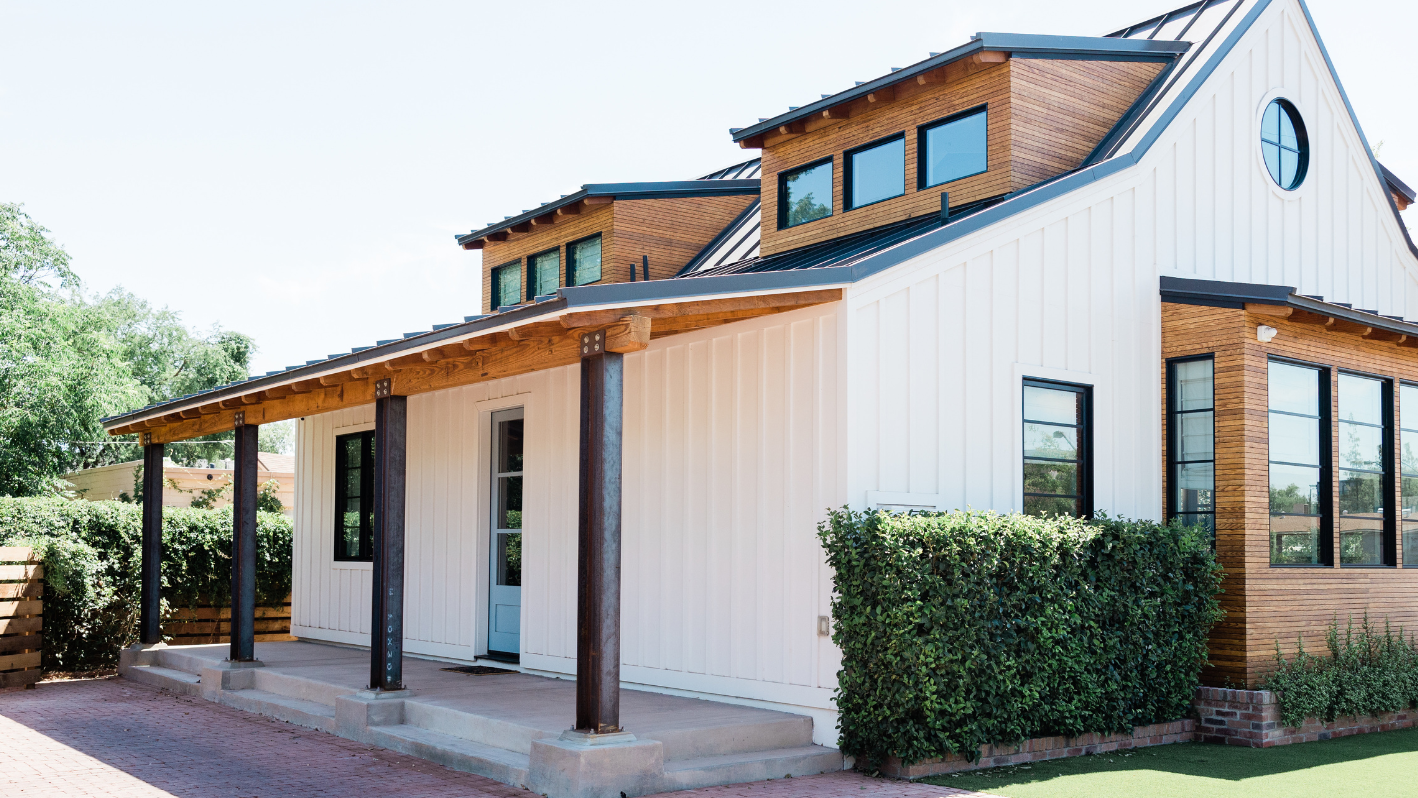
0,678 -> 989,798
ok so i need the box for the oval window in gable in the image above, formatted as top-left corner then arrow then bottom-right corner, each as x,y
1262,99 -> 1309,190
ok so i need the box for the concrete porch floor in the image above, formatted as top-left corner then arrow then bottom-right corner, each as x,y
119,641 -> 841,798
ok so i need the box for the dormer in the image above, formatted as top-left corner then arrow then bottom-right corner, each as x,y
457,166 -> 760,313
732,34 -> 1188,256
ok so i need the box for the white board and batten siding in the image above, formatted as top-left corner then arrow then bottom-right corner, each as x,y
847,0 -> 1418,519
291,302 -> 849,743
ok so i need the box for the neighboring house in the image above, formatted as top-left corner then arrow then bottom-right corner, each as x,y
63,455 -> 295,515
103,0 -> 1418,749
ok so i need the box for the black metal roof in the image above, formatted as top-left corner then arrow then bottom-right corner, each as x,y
1381,161 -> 1417,204
729,32 -> 1189,145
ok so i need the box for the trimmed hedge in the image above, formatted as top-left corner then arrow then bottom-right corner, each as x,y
818,509 -> 1223,767
0,497 -> 292,671
1264,616 -> 1418,727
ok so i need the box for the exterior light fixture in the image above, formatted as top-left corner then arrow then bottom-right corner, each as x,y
1257,325 -> 1278,343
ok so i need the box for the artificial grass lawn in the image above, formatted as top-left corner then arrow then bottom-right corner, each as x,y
920,728 -> 1418,798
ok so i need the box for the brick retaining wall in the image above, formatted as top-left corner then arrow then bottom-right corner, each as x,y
1194,686 -> 1415,747
878,720 -> 1195,779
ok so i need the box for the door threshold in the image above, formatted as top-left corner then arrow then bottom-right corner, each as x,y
481,650 -> 520,664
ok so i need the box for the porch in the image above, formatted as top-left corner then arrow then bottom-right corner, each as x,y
119,640 -> 841,797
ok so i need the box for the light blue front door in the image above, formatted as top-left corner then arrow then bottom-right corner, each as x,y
488,408 -> 523,657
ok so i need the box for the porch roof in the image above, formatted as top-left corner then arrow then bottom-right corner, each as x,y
1162,276 -> 1418,345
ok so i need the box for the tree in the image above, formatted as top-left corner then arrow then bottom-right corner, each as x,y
0,203 -> 261,494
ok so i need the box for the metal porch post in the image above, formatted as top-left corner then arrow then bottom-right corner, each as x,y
369,379 -> 408,691
575,330 -> 624,734
230,416 -> 259,662
139,437 -> 164,645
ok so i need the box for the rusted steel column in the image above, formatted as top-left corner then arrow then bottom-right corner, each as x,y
575,330 -> 624,734
369,380 -> 408,691
230,418 -> 259,662
139,438 -> 164,645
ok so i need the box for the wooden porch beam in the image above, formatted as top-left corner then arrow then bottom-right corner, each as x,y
1244,304 -> 1294,318
558,288 -> 841,329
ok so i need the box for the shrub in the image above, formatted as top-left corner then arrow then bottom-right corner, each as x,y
818,508 -> 1223,767
1263,616 -> 1418,727
0,497 -> 292,671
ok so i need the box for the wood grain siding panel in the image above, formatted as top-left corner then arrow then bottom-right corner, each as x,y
1010,59 -> 1165,190
1161,303 -> 1251,686
613,195 -> 757,280
760,62 -> 1014,257
1164,302 -> 1418,687
480,204 -> 616,313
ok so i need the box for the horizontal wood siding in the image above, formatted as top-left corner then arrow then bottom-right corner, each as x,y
759,62 -> 1013,257
1009,59 -> 1164,190
0,549 -> 41,687
613,195 -> 757,279
480,204 -> 615,313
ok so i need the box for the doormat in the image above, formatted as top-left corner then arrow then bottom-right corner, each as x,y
440,665 -> 516,676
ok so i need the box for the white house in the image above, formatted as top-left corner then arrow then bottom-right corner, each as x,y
109,0 -> 1418,794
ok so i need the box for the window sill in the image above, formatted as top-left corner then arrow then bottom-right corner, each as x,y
332,560 -> 373,570
1268,563 -> 1334,568
845,192 -> 905,213
1339,564 -> 1397,569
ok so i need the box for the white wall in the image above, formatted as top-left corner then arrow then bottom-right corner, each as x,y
291,302 -> 847,737
845,0 -> 1418,518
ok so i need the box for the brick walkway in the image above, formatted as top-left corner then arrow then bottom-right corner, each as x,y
0,678 -> 991,798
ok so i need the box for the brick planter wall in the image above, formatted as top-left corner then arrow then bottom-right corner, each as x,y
1194,686 -> 1416,747
877,720 -> 1195,779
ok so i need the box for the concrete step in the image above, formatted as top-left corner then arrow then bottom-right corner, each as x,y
646,715 -> 815,761
216,689 -> 337,733
661,744 -> 844,792
123,665 -> 203,696
400,700 -> 548,755
249,669 -> 356,708
369,724 -> 531,788
151,646 -> 226,676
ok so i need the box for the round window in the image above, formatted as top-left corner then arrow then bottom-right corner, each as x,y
1261,99 -> 1308,190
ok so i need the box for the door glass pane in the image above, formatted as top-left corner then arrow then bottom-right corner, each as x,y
497,533 -> 522,586
849,137 -> 905,208
498,476 -> 522,530
498,419 -> 524,473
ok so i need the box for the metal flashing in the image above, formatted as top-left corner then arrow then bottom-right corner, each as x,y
1160,276 -> 1418,339
1381,162 -> 1416,204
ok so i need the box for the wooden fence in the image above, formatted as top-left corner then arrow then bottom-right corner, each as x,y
0,547 -> 42,688
162,597 -> 294,646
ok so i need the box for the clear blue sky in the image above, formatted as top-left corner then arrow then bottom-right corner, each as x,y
2,0 -> 1412,376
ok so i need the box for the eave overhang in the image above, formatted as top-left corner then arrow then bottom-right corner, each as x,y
728,32 -> 1189,147
1161,276 -> 1418,343
454,180 -> 760,248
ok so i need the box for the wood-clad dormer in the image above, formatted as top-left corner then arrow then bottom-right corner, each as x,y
733,34 -> 1185,256
457,178 -> 759,314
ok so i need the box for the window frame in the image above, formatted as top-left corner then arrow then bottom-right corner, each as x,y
844,132 -> 906,212
1400,380 -> 1418,567
490,260 -> 522,311
1166,354 -> 1216,539
333,430 -> 376,563
1266,355 -> 1333,567
917,104 -> 989,190
1335,368 -> 1396,567
1260,98 -> 1309,191
1021,377 -> 1093,519
776,156 -> 835,230
526,247 -> 560,301
566,233 -> 603,287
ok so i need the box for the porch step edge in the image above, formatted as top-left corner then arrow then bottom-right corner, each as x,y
368,724 -> 531,787
216,688 -> 337,733
662,744 -> 844,791
122,665 -> 203,696
648,715 -> 816,761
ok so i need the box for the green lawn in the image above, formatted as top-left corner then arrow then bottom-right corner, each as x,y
921,728 -> 1418,798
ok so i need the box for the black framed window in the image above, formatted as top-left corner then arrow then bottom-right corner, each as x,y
1261,98 -> 1308,191
1337,373 -> 1393,566
777,158 -> 833,229
528,248 -> 560,300
845,134 -> 905,210
1268,359 -> 1331,565
1168,356 -> 1215,537
1022,379 -> 1092,518
1401,383 -> 1418,566
918,106 -> 988,189
567,234 -> 602,286
334,431 -> 375,562
491,261 -> 521,310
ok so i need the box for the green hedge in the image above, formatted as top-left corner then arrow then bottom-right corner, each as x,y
1263,616 -> 1418,727
818,509 -> 1223,767
0,497 -> 292,671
